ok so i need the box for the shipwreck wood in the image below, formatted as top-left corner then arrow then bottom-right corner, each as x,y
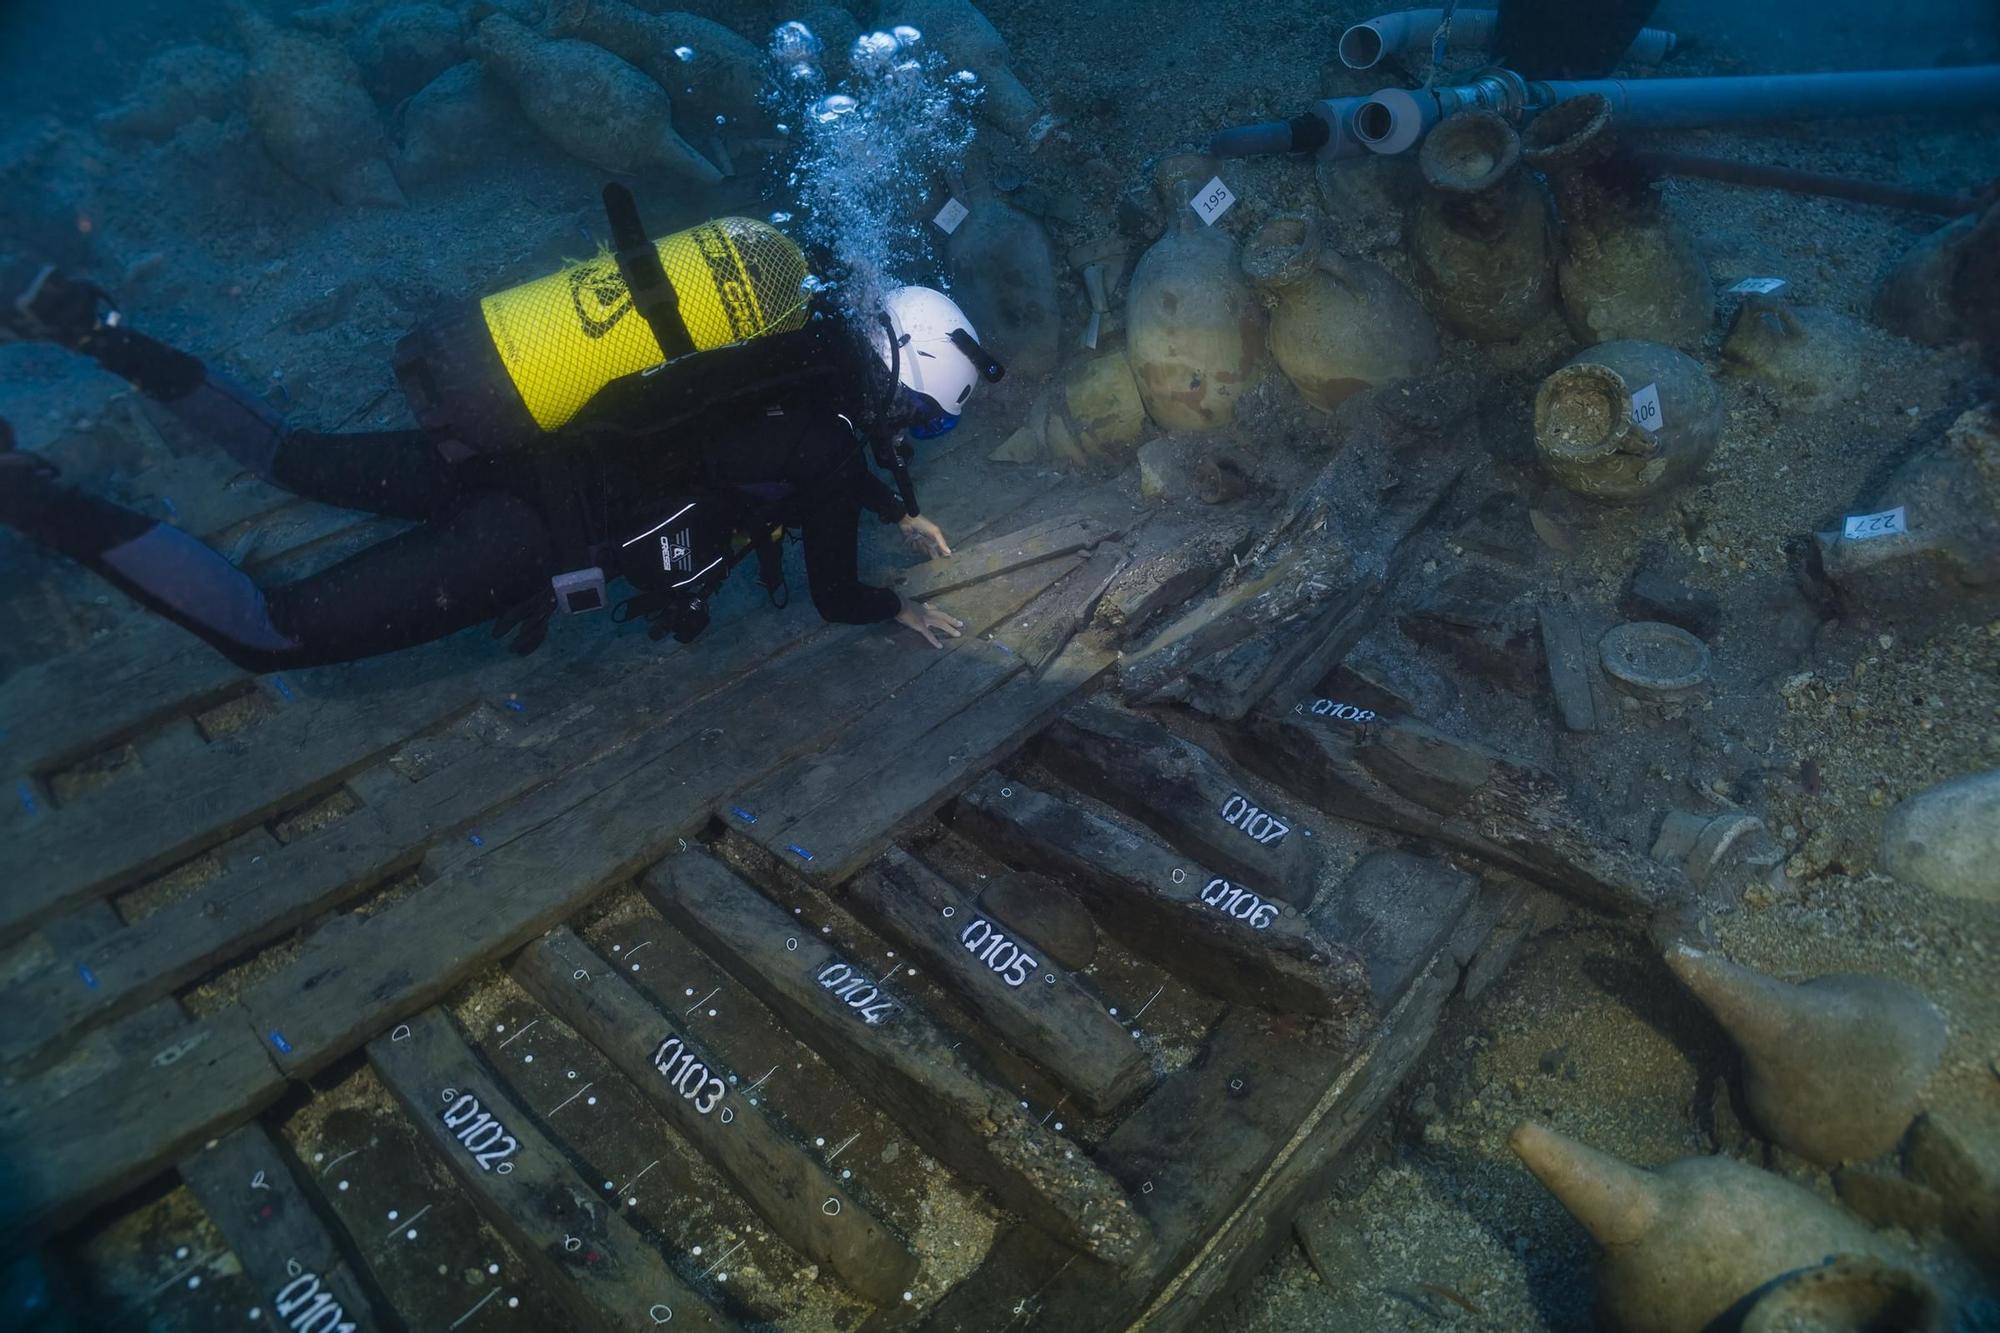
366,1008 -> 722,1330
1317,850 -> 1477,1011
1538,603 -> 1600,732
179,1120 -> 383,1333
1228,708 -> 1689,917
892,515 -> 1109,601
1035,701 -> 1323,909
849,847 -> 1152,1116
509,926 -> 920,1304
952,772 -> 1371,1020
0,1003 -> 286,1242
993,545 -> 1127,672
647,852 -> 1152,1269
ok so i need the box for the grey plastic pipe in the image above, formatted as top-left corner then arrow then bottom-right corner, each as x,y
1352,65 -> 2000,154
1338,8 -> 1676,71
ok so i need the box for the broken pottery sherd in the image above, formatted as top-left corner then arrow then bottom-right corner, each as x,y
1872,212 -> 1979,348
1409,109 -> 1556,341
229,0 -> 407,207
1738,1255 -> 1947,1333
1598,621 -> 1709,700
1510,1121 -> 1894,1333
1879,767 -> 2000,905
1242,214 -> 1436,413
1721,298 -> 1870,414
471,13 -> 721,184
1534,340 -> 1721,502
1664,945 -> 1947,1165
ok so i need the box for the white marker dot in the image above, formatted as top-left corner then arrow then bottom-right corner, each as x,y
586,1096 -> 597,1106
338,1180 -> 349,1192
707,1009 -> 717,1017
566,1070 -> 576,1079
248,1308 -> 262,1321
684,987 -> 695,996
627,1197 -> 638,1207
718,1273 -> 728,1283
841,1169 -> 851,1179
523,1054 -> 534,1063
487,1263 -> 500,1275
1055,1121 -> 1065,1131
631,963 -> 640,972
1109,1007 -> 1119,1016
886,951 -> 896,958
406,1229 -> 417,1241
604,1181 -> 615,1191
495,1023 -> 506,1032
176,1246 -> 190,1260
904,1292 -> 914,1302
187,1276 -> 201,1290
815,1137 -> 825,1147
748,1098 -> 757,1106
613,944 -> 623,952
436,1265 -> 447,1276
313,1152 -> 324,1163
692,1246 -> 703,1257
508,1297 -> 520,1309
821,926 -> 831,934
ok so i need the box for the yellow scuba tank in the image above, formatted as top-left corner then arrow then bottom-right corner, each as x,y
393,216 -> 811,452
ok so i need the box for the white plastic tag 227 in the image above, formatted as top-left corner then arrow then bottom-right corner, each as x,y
932,197 -> 969,234
1629,382 -> 1663,433
1728,276 -> 1788,295
1842,506 -> 1906,541
1190,176 -> 1235,225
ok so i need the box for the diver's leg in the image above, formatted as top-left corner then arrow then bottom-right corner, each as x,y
3,442 -> 551,669
6,262 -> 459,519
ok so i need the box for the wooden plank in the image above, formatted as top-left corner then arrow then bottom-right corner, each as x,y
509,926 -> 920,1304
953,773 -> 1371,1021
1035,701 -> 1325,909
0,624 -> 792,1065
0,600 -> 684,944
366,1008 -> 724,1331
0,1003 -> 286,1243
179,1121 -> 386,1333
647,853 -> 1152,1268
1225,707 -> 1689,917
892,516 -> 1109,600
239,550 -> 1085,1077
849,848 -> 1152,1117
1538,603 -> 1600,732
992,545 -> 1126,672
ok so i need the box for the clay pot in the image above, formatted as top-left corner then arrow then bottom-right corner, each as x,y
1510,1121 -> 1894,1333
990,346 -> 1148,466
887,0 -> 1043,141
1722,298 -> 1868,413
1665,945 -> 1946,1165
1872,213 -> 1978,348
1409,110 -> 1556,340
1521,95 -> 1712,348
228,0 -> 406,208
1241,215 -> 1437,412
1534,339 -> 1721,502
1739,1255 -> 1948,1333
946,159 -> 1061,380
1126,173 -> 1264,432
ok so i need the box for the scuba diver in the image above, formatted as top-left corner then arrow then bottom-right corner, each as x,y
0,193 -> 1003,667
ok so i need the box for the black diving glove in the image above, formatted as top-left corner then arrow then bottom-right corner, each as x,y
491,586 -> 556,656
616,590 -> 712,644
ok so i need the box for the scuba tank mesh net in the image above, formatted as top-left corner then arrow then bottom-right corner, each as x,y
467,217 -> 812,435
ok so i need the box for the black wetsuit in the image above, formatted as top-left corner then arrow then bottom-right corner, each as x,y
1,311 -> 912,671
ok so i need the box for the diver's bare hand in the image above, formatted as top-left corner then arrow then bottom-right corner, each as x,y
895,599 -> 964,649
898,514 -> 952,559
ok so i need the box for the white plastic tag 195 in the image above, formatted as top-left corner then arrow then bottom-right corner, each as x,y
1842,506 -> 1906,541
1629,382 -> 1663,433
1190,177 -> 1235,225
932,197 -> 969,234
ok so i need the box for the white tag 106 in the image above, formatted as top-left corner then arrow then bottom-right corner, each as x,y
1190,176 -> 1235,225
1629,381 -> 1663,433
1728,276 -> 1788,295
1842,506 -> 1907,540
932,197 -> 969,234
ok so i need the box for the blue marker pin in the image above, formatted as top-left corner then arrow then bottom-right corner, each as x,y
730,806 -> 758,824
468,833 -> 484,846
271,675 -> 296,702
17,781 -> 38,817
161,495 -> 178,517
269,1030 -> 293,1054
78,963 -> 100,989
786,844 -> 815,862
504,698 -> 526,713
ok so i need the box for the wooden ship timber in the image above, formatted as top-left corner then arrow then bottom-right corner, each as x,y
0,375 -> 1707,1330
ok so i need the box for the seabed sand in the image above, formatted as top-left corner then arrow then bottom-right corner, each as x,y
0,0 -> 1995,1329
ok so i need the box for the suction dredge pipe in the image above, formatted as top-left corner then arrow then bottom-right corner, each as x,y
1213,65 -> 2000,161
1335,8 -> 1676,72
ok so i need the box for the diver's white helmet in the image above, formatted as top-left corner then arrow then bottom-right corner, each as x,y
870,286 -> 1003,431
